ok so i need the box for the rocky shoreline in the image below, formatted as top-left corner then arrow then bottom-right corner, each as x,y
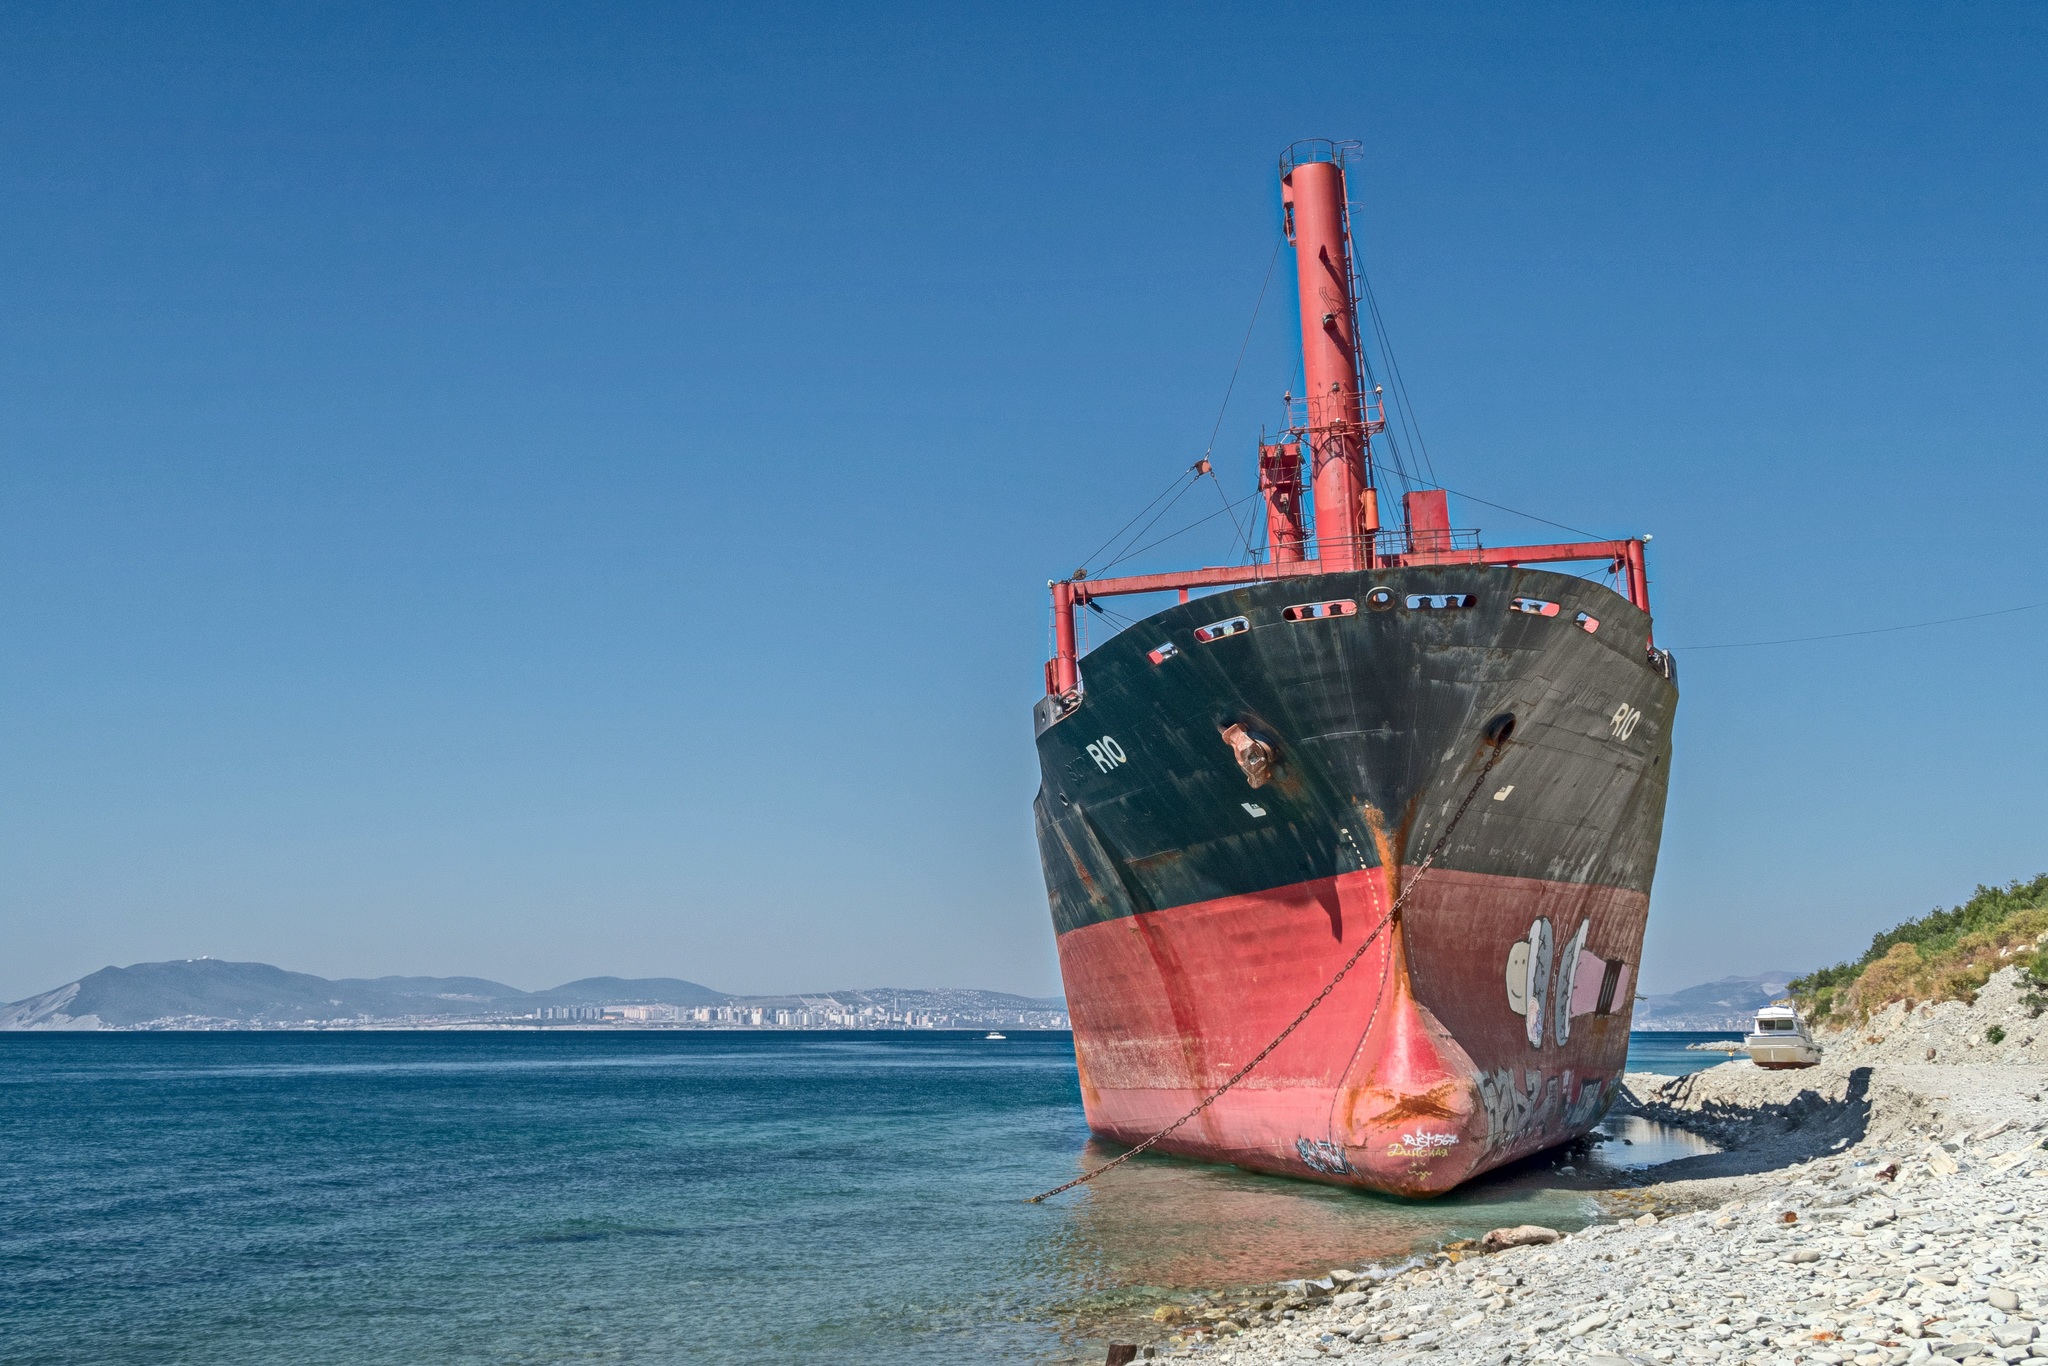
1112,969 -> 2048,1366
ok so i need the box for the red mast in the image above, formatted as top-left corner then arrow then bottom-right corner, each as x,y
1279,143 -> 1380,571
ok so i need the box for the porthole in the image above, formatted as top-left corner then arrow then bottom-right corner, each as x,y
1193,616 -> 1250,643
1282,599 -> 1356,622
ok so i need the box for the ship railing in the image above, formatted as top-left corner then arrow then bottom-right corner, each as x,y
1044,530 -> 1659,701
1253,528 -> 1481,564
1367,527 -> 1482,559
1279,138 -> 1364,174
1278,393 -> 1386,438
1064,531 -> 1637,601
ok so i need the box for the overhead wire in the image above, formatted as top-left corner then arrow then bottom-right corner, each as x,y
1092,475 -> 1203,576
1084,598 -> 1144,632
1199,238 -> 1285,565
1202,238 -> 1285,467
1356,265 -> 1439,489
1205,464 -> 1256,565
1073,239 -> 1285,582
1429,485 -> 1604,541
1071,465 -> 1204,579
1673,599 -> 2048,651
1099,492 -> 1262,573
1333,178 -> 1416,496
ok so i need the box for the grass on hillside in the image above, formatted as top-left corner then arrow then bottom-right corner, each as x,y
1790,873 -> 2048,1022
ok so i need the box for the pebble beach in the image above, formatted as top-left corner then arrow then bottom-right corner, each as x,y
1133,967 -> 2048,1366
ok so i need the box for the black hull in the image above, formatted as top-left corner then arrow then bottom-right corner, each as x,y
1031,565 -> 1678,935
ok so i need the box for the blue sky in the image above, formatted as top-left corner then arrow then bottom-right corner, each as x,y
3,1 -> 2044,1002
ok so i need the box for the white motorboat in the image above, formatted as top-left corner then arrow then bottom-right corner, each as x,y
1745,1003 -> 1822,1069
984,1032 -> 1006,1040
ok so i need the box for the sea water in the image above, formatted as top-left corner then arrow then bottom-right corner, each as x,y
0,1031 -> 1723,1365
1623,1029 -> 1747,1075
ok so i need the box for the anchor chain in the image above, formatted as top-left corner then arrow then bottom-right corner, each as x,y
1027,739 -> 1509,1203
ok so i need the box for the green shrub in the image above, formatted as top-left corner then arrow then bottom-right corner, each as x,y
1987,1025 -> 2007,1044
1791,874 -> 2048,1020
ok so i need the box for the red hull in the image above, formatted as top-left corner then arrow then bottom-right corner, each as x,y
1058,866 -> 1645,1196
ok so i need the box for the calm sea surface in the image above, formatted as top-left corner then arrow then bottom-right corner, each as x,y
1624,1029 -> 1747,1075
0,1031 -> 1732,1366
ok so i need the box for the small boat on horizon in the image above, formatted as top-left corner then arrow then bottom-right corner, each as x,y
985,1031 -> 1007,1040
1745,1004 -> 1822,1069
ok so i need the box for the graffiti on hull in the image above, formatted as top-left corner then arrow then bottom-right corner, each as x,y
1478,1064 -> 1549,1152
1503,917 -> 1553,1046
1477,1065 -> 1615,1157
1386,1130 -> 1460,1160
1503,916 -> 1636,1048
1565,1072 -> 1614,1130
1296,1137 -> 1353,1175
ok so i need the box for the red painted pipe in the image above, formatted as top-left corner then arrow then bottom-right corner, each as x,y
1051,580 -> 1079,695
1624,540 -> 1652,635
1282,158 -> 1367,571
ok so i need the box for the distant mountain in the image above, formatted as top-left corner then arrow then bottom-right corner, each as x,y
1632,971 -> 1797,1030
0,960 -> 1062,1030
536,977 -> 728,1008
0,959 -> 727,1030
0,960 -> 476,1030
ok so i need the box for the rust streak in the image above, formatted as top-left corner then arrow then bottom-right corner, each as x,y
1359,1081 -> 1461,1124
1357,802 -> 1406,908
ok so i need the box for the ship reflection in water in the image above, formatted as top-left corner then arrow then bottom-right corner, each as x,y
1034,1123 -> 1704,1302
1033,1109 -> 1717,1318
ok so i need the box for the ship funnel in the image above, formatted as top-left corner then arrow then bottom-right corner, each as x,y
1280,141 -> 1375,571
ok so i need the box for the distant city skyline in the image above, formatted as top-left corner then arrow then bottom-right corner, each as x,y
0,956 -> 1069,1031
4,2 -> 2045,1002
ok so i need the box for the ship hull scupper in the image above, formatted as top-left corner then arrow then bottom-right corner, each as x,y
1032,564 -> 1676,1196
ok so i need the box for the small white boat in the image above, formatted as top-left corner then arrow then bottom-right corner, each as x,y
985,1031 -> 1007,1040
1745,1003 -> 1822,1069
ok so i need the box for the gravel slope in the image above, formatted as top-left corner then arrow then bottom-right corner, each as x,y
1817,968 -> 2048,1071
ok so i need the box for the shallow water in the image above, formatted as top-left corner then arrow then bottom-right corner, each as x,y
1623,1029 -> 1747,1075
0,1031 -> 1715,1365
1586,1113 -> 1721,1170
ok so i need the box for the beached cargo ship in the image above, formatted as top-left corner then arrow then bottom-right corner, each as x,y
1030,141 -> 1678,1197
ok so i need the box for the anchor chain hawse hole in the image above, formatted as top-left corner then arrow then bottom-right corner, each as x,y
1219,722 -> 1276,788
